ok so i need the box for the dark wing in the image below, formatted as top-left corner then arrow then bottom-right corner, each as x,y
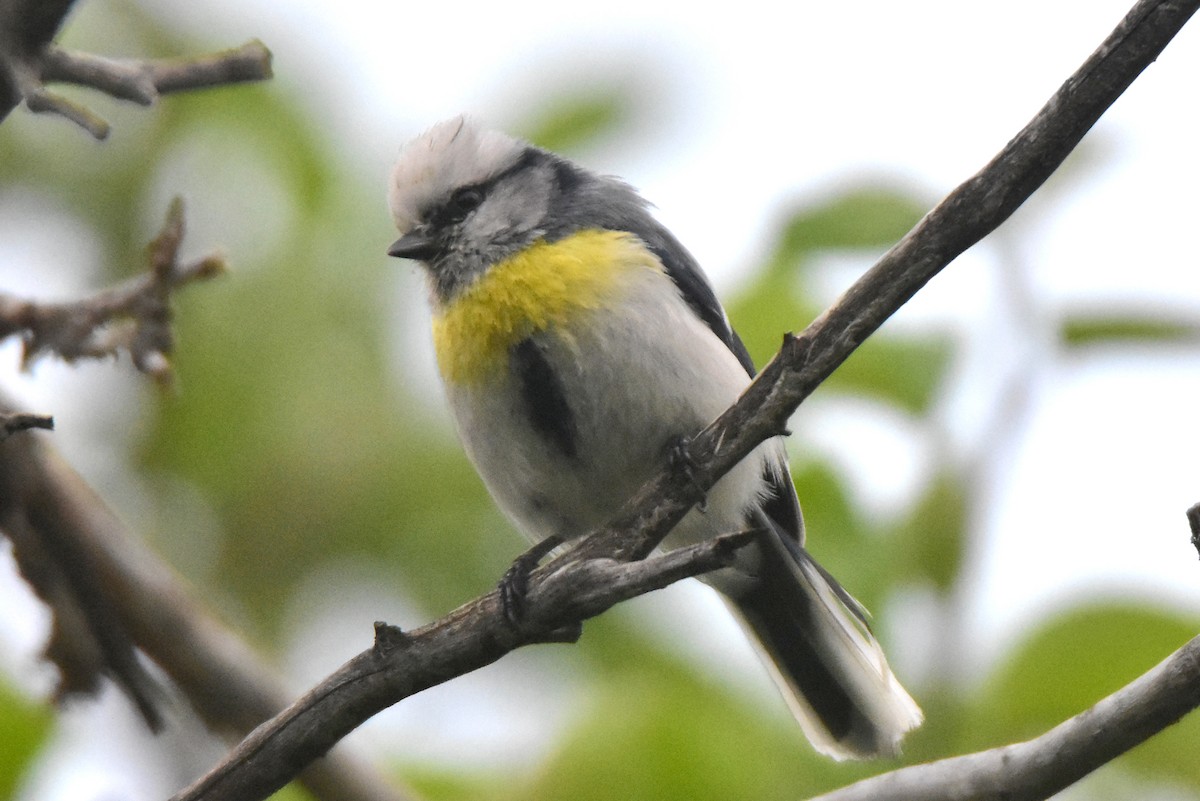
635,219 -> 805,545
539,156 -> 804,541
638,226 -> 758,378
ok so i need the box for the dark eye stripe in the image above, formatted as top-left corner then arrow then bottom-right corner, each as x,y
427,147 -> 547,228
437,186 -> 484,225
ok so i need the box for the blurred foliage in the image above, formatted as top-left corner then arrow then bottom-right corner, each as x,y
1060,311 -> 1200,349
2,1 -> 1200,800
973,602 -> 1200,788
890,470 -> 969,593
727,187 -> 951,414
519,88 -> 634,155
0,680 -> 51,799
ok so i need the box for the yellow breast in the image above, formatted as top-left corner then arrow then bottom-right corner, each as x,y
432,229 -> 661,385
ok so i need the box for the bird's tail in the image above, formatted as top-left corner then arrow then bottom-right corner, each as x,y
727,523 -> 922,759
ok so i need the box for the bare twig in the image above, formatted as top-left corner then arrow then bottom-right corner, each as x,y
0,198 -> 226,386
167,1 -> 1200,800
140,40 -> 273,95
808,632 -> 1200,801
0,0 -> 271,138
0,410 -> 52,441
0,401 -> 413,801
1,412 -> 166,731
40,39 -> 273,102
23,83 -> 109,136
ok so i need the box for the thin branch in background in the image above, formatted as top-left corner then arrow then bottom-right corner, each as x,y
0,196 -> 224,735
38,46 -> 156,104
1,414 -> 166,731
40,39 -> 273,102
0,410 -> 53,441
0,197 -> 226,387
167,1 -> 1200,800
22,82 -> 109,136
810,625 -> 1200,801
0,405 -> 414,801
0,0 -> 271,138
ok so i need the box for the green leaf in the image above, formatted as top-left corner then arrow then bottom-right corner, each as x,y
792,461 -> 866,566
825,334 -> 951,415
766,187 -> 928,266
520,90 -> 633,155
0,682 -> 52,798
726,274 -> 819,375
1060,313 -> 1200,348
790,461 -> 906,615
727,185 -> 945,413
393,766 -> 513,801
889,471 -> 969,592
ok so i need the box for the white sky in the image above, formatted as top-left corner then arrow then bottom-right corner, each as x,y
4,0 -> 1200,793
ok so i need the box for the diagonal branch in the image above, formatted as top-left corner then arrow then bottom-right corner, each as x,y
0,405 -> 414,801
809,627 -> 1200,801
166,1 -> 1200,800
563,0 -> 1200,568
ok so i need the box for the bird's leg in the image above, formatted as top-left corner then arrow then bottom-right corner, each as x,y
668,434 -> 708,512
498,534 -> 564,626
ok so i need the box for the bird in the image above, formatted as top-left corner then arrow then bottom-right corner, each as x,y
386,116 -> 922,759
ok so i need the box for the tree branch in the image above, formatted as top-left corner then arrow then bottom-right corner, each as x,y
0,410 -> 52,441
0,0 -> 271,138
169,531 -> 757,801
563,0 -> 1200,567
0,197 -> 222,728
0,409 -> 414,801
40,39 -> 273,102
0,432 -> 166,730
166,1 -> 1200,800
810,628 -> 1200,801
0,197 -> 403,798
0,198 -> 225,387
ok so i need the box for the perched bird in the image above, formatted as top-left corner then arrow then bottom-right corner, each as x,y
387,117 -> 922,759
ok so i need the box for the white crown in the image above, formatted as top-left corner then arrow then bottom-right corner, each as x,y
388,116 -> 522,234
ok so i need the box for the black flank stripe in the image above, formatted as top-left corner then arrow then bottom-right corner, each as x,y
511,338 -> 577,459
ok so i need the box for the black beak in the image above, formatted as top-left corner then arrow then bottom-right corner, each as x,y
387,231 -> 439,261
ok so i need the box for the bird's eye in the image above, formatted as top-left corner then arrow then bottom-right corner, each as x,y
441,187 -> 484,225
